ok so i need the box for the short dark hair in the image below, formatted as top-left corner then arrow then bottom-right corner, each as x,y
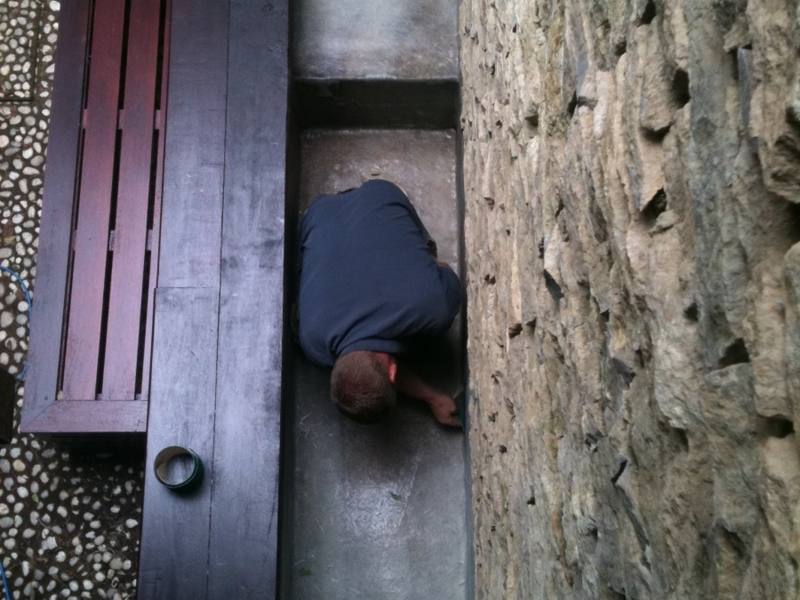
330,351 -> 396,423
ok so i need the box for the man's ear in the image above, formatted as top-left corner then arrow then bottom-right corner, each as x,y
387,357 -> 398,384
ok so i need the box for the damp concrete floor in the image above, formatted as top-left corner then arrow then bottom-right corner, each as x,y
281,129 -> 470,600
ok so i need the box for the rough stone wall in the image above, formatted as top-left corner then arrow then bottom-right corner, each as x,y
461,0 -> 800,597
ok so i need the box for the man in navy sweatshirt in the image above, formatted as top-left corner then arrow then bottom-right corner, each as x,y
298,179 -> 462,426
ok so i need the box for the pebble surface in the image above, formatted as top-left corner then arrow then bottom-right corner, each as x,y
0,2 -> 144,598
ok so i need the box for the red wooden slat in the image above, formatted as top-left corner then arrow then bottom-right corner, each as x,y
62,0 -> 127,400
102,0 -> 163,399
140,0 -> 171,402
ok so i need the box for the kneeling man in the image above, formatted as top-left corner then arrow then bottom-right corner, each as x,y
298,179 -> 461,426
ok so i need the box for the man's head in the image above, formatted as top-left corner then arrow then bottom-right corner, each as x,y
330,351 -> 397,423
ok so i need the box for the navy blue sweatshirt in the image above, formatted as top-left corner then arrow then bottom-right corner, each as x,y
298,180 -> 461,367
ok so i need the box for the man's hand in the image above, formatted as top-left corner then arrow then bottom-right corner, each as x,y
428,393 -> 460,427
395,363 -> 462,428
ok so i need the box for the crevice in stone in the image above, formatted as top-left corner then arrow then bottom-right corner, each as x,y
537,239 -> 545,259
717,337 -> 750,368
635,345 -> 650,368
585,432 -> 602,452
608,588 -> 627,600
587,518 -> 598,537
643,123 -> 671,141
524,101 -> 539,127
544,270 -> 564,303
614,39 -> 627,56
660,420 -> 690,452
527,494 -> 536,506
508,322 -> 523,338
672,68 -> 691,108
614,479 -> 650,552
611,357 -> 636,387
549,332 -> 565,363
786,102 -> 800,128
676,428 -> 689,452
590,197 -> 609,242
504,396 -> 516,418
758,416 -> 794,439
642,189 -> 668,221
640,0 -> 657,25
567,91 -> 578,118
720,527 -> 748,559
555,197 -> 565,218
610,459 -> 628,484
787,201 -> 800,243
684,301 -> 698,321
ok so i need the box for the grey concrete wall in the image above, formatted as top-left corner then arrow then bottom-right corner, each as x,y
460,0 -> 800,597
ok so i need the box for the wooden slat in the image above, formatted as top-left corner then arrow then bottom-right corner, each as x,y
62,0 -> 127,400
102,0 -> 162,399
21,0 -> 92,431
206,0 -> 289,595
140,0 -> 172,403
156,0 -> 229,289
138,287 -> 219,599
137,0 -> 229,594
21,400 -> 147,433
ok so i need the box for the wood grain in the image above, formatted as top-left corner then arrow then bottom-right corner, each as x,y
206,0 -> 289,596
62,0 -> 127,400
155,0 -> 229,289
22,0 -> 92,431
139,0 -> 171,403
102,0 -> 163,400
138,287 -> 219,599
137,0 -> 229,595
21,400 -> 147,433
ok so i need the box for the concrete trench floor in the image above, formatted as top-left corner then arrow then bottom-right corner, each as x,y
281,130 -> 470,600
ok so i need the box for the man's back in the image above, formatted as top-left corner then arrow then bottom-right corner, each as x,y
298,179 -> 461,367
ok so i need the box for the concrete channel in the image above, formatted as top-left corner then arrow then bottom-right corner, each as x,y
279,0 -> 471,597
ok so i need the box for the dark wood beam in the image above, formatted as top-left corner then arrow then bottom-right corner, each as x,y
22,0 -> 92,432
138,0 -> 289,595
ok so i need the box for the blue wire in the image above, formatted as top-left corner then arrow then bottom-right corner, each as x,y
0,265 -> 32,385
0,557 -> 10,600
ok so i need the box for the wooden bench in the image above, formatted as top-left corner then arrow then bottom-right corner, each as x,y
23,0 -> 290,596
21,0 -> 169,434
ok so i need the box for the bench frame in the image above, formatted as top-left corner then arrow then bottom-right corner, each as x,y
22,0 -> 170,434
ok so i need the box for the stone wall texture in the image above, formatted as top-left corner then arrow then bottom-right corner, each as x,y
460,0 -> 800,597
